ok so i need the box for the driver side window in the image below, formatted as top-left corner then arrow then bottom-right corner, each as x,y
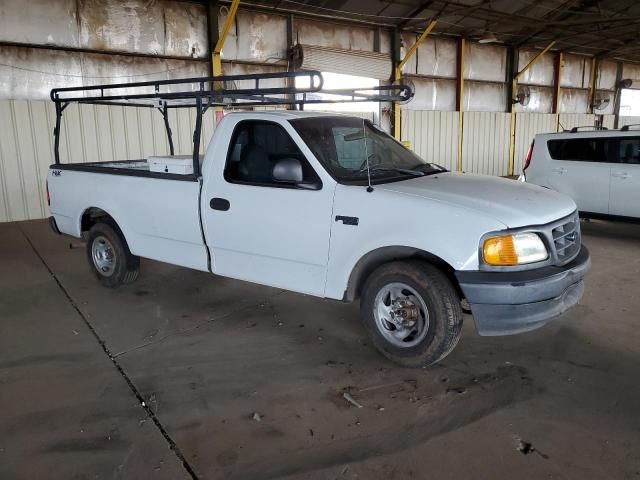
224,120 -> 321,188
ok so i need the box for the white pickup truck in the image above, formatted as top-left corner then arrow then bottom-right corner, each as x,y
47,74 -> 590,366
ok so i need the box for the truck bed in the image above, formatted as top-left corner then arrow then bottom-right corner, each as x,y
53,157 -> 204,181
48,159 -> 209,272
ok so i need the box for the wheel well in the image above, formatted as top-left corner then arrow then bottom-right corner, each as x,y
344,247 -> 463,302
80,207 -> 116,234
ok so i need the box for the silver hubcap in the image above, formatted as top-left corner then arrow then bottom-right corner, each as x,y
373,282 -> 429,348
92,235 -> 116,277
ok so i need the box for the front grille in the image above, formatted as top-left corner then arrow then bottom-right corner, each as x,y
550,212 -> 581,264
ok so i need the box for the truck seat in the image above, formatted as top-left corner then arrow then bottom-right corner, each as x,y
239,144 -> 272,183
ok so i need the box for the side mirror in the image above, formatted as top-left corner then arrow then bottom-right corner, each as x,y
272,158 -> 303,183
272,158 -> 321,190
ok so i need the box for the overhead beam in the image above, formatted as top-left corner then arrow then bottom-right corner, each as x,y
398,1 -> 435,28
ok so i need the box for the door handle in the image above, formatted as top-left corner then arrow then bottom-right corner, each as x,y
210,198 -> 230,211
612,172 -> 631,179
552,167 -> 567,174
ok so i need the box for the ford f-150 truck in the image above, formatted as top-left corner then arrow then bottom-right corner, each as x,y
46,72 -> 590,366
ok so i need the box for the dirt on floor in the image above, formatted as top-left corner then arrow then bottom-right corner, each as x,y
1,218 -> 639,480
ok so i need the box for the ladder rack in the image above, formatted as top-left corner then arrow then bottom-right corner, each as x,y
50,70 -> 414,175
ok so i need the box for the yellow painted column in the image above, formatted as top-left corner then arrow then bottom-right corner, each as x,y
394,20 -> 437,141
212,0 -> 241,121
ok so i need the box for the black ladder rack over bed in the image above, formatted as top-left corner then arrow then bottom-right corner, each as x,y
50,70 -> 413,177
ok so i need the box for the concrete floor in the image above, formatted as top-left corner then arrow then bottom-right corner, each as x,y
1,219 -> 639,480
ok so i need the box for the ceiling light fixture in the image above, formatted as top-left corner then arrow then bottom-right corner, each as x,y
478,32 -> 498,44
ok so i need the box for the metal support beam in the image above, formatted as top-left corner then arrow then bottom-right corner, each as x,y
391,29 -> 401,140
508,41 -> 556,176
394,20 -> 437,140
514,41 -> 556,82
160,103 -> 175,156
588,57 -> 598,114
213,0 -> 241,77
456,37 -> 465,172
193,96 -> 203,177
398,0 -> 435,28
286,14 -> 296,109
552,52 -> 563,114
397,20 -> 437,72
207,1 -> 219,75
613,61 -> 623,129
53,102 -> 62,165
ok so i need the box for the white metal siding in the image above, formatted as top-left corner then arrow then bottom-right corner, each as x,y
462,112 -> 511,176
0,100 -> 215,222
602,114 -> 616,129
558,113 -> 596,131
513,113 -> 557,174
618,116 -> 640,128
401,110 -> 458,171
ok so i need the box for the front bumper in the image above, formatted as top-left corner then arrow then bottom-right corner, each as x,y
455,245 -> 591,336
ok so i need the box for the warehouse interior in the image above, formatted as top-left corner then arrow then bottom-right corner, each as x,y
1,1 -> 640,479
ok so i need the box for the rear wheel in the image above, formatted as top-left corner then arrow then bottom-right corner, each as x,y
86,222 -> 139,288
360,261 -> 463,367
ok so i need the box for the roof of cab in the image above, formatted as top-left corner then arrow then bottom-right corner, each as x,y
223,110 -> 362,120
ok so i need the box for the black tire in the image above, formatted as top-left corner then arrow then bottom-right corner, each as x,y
86,221 -> 140,288
360,261 -> 463,367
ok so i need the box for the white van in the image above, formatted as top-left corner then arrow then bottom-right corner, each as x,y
522,126 -> 640,220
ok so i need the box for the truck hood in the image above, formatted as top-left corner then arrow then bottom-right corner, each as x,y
378,172 -> 576,228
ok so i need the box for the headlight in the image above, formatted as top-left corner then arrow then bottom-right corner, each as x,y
482,232 -> 548,266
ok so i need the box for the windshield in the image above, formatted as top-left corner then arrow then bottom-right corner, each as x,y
289,116 -> 445,184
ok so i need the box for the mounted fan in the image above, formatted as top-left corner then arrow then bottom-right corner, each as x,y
593,94 -> 611,112
513,86 -> 531,107
392,76 -> 416,105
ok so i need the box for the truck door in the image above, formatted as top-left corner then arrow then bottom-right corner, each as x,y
201,119 -> 334,296
547,136 -> 610,214
609,136 -> 640,218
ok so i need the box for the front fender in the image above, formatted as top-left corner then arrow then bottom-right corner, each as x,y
324,184 -> 507,300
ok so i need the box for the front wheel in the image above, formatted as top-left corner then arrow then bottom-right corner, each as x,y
360,261 -> 463,367
86,222 -> 140,288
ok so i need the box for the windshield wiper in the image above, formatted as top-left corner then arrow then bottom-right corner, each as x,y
351,166 -> 424,177
413,163 -> 447,174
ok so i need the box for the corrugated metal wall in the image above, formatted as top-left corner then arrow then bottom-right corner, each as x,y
403,111 -> 620,177
558,113 -> 596,131
0,100 -> 215,222
618,116 -> 640,128
401,110 -> 458,170
461,112 -> 511,176
513,113 -> 557,174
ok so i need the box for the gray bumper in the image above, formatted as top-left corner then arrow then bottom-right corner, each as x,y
456,245 -> 591,336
